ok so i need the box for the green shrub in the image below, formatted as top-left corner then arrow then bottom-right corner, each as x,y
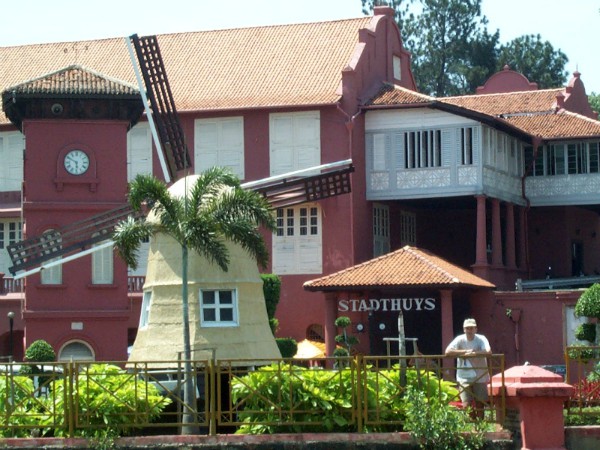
42,364 -> 171,438
0,376 -> 46,437
275,338 -> 298,358
24,340 -> 56,363
568,344 -> 597,362
575,284 -> 600,319
261,274 -> 281,319
231,363 -> 459,434
575,323 -> 597,343
403,386 -> 487,450
565,407 -> 600,425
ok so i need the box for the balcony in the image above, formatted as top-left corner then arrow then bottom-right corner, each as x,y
0,274 -> 145,295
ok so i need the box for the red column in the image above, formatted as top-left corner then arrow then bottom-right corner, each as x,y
491,198 -> 503,267
474,195 -> 488,266
324,293 -> 338,358
505,203 -> 516,270
518,206 -> 528,271
440,289 -> 454,352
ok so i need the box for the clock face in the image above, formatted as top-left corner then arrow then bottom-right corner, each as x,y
64,150 -> 90,175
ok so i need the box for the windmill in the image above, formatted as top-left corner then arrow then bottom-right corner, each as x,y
6,34 -> 354,279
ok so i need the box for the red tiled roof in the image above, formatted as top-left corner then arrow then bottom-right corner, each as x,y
440,89 -> 562,116
366,82 -> 434,106
303,246 -> 495,291
0,17 -> 372,124
5,65 -> 139,97
501,110 -> 600,139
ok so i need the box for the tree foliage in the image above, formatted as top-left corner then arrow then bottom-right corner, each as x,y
361,0 -> 569,95
497,34 -> 568,89
575,283 -> 600,319
589,92 -> 600,119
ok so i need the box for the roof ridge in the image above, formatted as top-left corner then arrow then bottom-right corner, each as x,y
1,17 -> 371,50
388,83 -> 435,101
442,87 -> 564,100
4,64 -> 139,92
404,246 -> 459,283
559,109 -> 600,123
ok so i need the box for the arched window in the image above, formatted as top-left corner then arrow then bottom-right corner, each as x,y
58,341 -> 95,362
92,233 -> 113,284
40,229 -> 62,285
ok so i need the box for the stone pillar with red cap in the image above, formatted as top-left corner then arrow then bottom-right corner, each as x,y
490,365 -> 573,450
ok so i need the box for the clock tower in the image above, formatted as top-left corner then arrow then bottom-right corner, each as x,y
3,65 -> 144,361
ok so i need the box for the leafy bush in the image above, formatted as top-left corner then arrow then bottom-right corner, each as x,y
403,386 -> 487,450
565,406 -> 600,425
575,323 -> 597,343
230,363 -> 459,434
568,344 -> 599,362
24,340 -> 56,363
261,274 -> 281,319
0,376 -> 46,437
43,364 -> 171,438
275,338 -> 298,358
575,284 -> 600,319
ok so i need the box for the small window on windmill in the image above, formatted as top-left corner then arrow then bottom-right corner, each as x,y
200,289 -> 239,327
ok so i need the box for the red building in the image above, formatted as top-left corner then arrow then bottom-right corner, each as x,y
0,6 -> 599,367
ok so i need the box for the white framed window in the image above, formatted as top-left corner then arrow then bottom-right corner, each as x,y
200,289 -> 239,327
269,111 -> 320,176
139,291 -> 152,328
460,127 -> 474,165
393,55 -> 402,80
404,129 -> 442,169
91,234 -> 113,284
0,132 -> 23,192
525,141 -> 600,177
194,117 -> 245,179
0,220 -> 22,274
400,211 -> 417,246
127,123 -> 153,181
273,204 -> 322,274
373,204 -> 390,257
40,230 -> 62,285
58,340 -> 95,362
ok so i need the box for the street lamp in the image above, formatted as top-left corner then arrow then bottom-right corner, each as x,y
7,311 -> 14,363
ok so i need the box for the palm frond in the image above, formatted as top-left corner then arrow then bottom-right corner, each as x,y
112,216 -> 154,269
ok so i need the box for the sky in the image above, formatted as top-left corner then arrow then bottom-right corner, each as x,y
1,0 -> 599,94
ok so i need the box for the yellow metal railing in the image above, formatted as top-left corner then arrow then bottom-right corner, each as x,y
0,355 -> 505,437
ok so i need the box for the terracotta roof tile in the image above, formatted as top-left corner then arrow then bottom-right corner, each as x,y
366,82 -> 434,106
440,89 -> 561,116
501,111 -> 600,139
304,246 -> 495,291
4,65 -> 139,97
0,18 -> 371,124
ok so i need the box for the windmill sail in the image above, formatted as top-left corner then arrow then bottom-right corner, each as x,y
128,34 -> 191,180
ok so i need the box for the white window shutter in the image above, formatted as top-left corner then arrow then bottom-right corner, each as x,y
127,124 -> 152,181
92,238 -> 113,284
195,117 -> 244,178
270,116 -> 294,176
195,121 -> 219,172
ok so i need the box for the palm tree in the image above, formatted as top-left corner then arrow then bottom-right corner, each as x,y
113,167 -> 276,434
